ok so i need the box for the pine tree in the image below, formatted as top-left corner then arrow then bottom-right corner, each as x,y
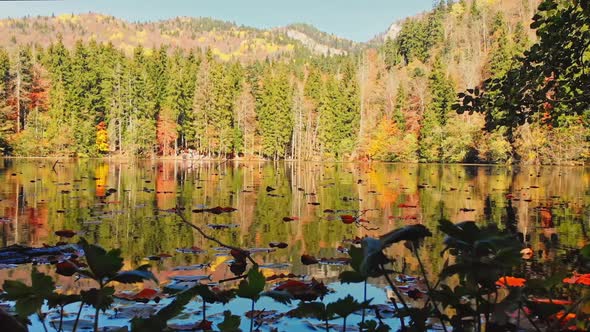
420,56 -> 455,161
13,46 -> 33,133
256,65 -> 293,159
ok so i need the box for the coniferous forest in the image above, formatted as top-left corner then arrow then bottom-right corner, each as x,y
0,0 -> 587,164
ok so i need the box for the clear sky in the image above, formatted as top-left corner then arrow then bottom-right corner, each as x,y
0,0 -> 434,41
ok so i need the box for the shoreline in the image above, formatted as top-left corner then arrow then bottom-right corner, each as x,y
0,156 -> 587,167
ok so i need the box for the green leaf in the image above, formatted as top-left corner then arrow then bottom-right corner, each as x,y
339,271 -> 366,283
31,269 -> 55,298
379,224 -> 432,248
1,280 -> 32,301
360,319 -> 391,332
131,284 -> 203,332
1,268 -> 56,318
236,265 -> 265,301
217,310 -> 241,332
580,244 -> 590,258
81,287 -> 115,311
80,238 -> 124,281
287,302 -> 335,321
191,284 -> 235,304
47,294 -> 82,308
526,300 -> 564,319
327,295 -> 372,319
261,290 -> 292,305
15,296 -> 43,318
349,245 -> 364,272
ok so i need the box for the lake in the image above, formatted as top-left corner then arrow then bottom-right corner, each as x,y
0,159 -> 588,331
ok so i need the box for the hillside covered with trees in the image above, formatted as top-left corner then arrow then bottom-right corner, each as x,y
0,0 -> 587,164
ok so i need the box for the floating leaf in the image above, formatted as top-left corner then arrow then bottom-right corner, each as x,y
55,230 -> 77,238
301,254 -> 319,265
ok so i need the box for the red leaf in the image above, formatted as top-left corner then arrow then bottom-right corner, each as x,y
55,259 -> 84,276
340,215 -> 356,224
115,288 -> 160,302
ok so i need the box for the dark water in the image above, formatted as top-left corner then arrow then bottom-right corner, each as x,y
0,159 -> 588,331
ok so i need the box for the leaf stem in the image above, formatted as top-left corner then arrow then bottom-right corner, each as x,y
411,242 -> 448,332
202,298 -> 206,323
249,299 -> 255,332
58,305 -> 64,332
72,301 -> 84,332
360,280 -> 367,329
379,264 -> 406,330
37,312 -> 48,332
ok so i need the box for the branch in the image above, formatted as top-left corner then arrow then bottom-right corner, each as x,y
52,160 -> 59,174
174,207 -> 256,265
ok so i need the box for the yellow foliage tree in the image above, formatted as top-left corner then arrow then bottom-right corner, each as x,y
96,121 -> 109,154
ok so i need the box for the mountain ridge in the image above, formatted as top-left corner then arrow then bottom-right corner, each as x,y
0,12 -> 365,60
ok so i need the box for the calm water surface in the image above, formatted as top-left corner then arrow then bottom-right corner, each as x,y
0,159 -> 588,331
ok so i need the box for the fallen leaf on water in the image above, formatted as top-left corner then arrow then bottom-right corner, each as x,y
55,230 -> 76,238
398,203 -> 417,208
301,254 -> 318,265
340,215 -> 356,224
274,278 -> 328,301
55,259 -> 85,276
269,242 -> 288,249
115,288 -> 160,302
176,247 -> 206,254
318,257 -> 351,266
192,206 -> 237,214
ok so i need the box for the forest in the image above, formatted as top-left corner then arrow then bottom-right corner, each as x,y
0,0 -> 588,164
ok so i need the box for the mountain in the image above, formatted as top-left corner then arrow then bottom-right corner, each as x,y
0,13 -> 360,60
275,23 -> 358,56
2,0 -> 585,165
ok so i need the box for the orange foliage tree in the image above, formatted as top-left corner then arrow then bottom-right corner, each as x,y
156,115 -> 178,156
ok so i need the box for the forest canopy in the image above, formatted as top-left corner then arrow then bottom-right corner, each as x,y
0,0 -> 588,164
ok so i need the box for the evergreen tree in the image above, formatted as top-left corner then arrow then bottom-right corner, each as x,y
420,56 -> 455,161
13,46 -> 33,133
256,65 -> 293,159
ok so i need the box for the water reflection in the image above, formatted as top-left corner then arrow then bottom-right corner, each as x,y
0,159 -> 588,328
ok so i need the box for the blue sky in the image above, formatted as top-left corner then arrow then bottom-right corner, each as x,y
0,0 -> 434,41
